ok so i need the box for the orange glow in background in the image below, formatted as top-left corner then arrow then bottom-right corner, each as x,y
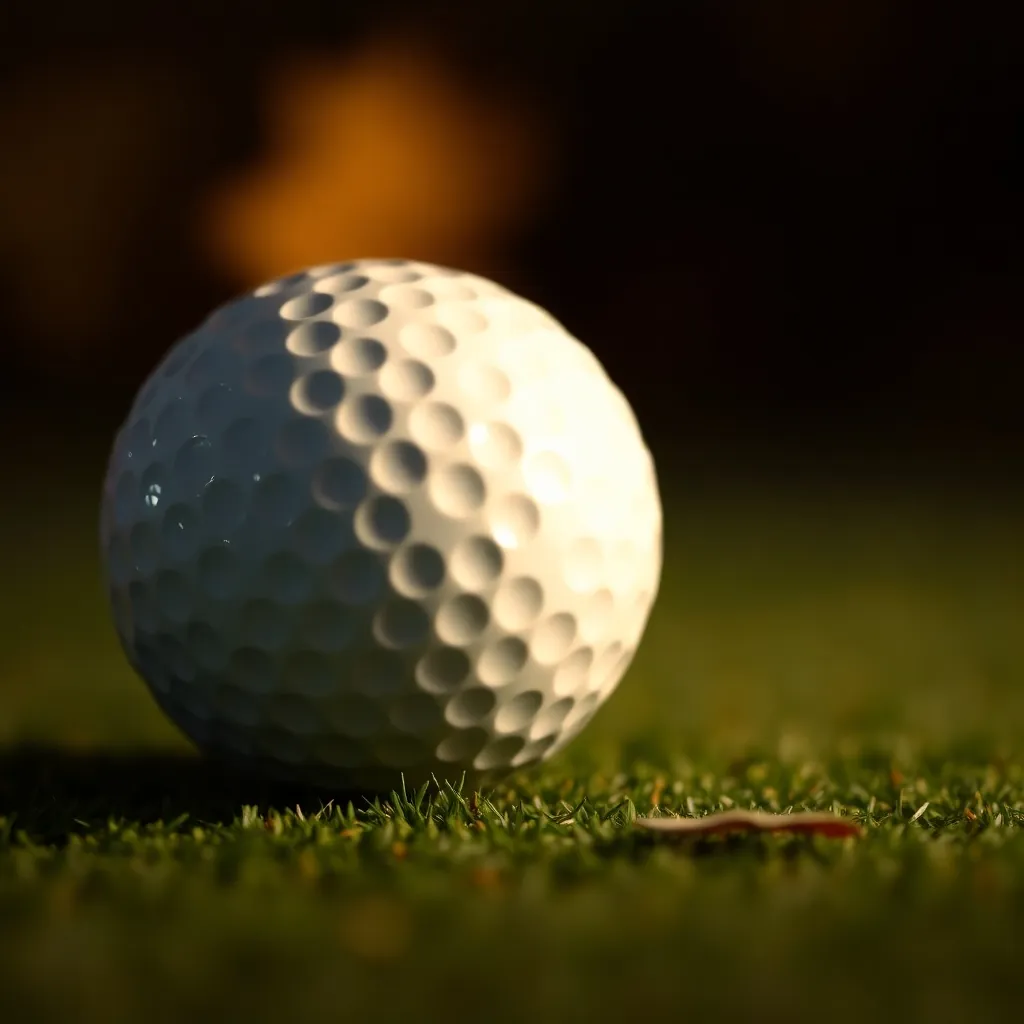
0,37 -> 553,366
199,36 -> 554,290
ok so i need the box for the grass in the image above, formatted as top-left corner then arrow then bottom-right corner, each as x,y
2,452 -> 1023,1022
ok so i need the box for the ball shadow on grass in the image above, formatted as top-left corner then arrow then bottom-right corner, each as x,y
0,745 -> 379,842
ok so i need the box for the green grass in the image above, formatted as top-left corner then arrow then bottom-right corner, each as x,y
2,459 -> 1023,1023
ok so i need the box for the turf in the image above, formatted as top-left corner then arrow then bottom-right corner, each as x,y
2,458 -> 1023,1023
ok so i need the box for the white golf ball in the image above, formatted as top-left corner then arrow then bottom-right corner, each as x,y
100,259 -> 662,789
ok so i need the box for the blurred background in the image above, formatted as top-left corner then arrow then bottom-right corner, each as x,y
1,0 -> 1020,470
0,0 -> 1021,755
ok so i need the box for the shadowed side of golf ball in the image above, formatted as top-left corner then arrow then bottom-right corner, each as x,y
100,259 -> 662,790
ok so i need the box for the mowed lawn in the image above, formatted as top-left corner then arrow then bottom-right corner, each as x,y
2,449 -> 1023,1023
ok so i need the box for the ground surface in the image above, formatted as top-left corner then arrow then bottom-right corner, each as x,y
2,454 -> 1022,1023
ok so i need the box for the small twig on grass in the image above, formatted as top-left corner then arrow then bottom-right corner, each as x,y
635,809 -> 862,839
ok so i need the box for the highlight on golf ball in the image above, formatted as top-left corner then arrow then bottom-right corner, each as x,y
100,259 -> 662,788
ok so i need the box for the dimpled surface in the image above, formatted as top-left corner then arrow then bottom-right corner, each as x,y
100,259 -> 662,789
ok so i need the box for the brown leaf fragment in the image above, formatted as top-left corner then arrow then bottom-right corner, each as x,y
635,809 -> 862,839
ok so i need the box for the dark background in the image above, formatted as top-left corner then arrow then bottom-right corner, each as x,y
1,0 -> 1021,475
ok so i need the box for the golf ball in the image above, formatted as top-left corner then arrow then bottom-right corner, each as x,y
100,259 -> 662,789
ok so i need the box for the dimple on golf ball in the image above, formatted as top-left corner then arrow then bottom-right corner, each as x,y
100,259 -> 662,788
